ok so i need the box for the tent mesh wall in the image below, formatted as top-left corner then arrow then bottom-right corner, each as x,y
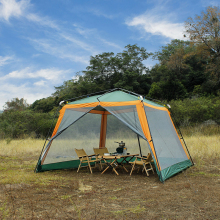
105,114 -> 150,156
104,105 -> 146,140
144,106 -> 190,170
51,107 -> 94,139
42,112 -> 102,165
40,105 -> 151,168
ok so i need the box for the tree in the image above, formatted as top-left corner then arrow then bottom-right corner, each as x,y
185,6 -> 220,58
112,44 -> 152,93
151,38 -> 216,97
3,98 -> 29,111
185,6 -> 220,93
30,97 -> 56,113
153,39 -> 191,64
52,44 -> 152,101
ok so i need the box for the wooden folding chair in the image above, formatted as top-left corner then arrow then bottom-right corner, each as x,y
93,147 -> 109,170
129,153 -> 155,176
75,148 -> 101,173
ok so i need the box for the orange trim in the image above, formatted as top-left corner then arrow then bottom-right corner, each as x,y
136,102 -> 161,171
99,101 -> 140,107
99,114 -> 107,148
89,110 -> 111,115
143,102 -> 167,111
51,108 -> 65,138
64,102 -> 99,109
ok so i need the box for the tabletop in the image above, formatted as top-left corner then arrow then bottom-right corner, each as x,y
98,154 -> 138,159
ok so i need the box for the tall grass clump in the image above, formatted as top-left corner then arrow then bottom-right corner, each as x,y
0,138 -> 44,158
182,124 -> 220,170
185,135 -> 220,160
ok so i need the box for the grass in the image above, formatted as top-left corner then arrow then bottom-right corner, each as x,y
0,130 -> 219,186
0,138 -> 44,158
0,130 -> 219,219
184,135 -> 220,160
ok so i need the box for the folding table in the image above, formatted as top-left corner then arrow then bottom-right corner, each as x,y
98,154 -> 138,175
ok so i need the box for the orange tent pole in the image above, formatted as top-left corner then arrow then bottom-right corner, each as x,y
136,102 -> 162,172
99,113 -> 107,148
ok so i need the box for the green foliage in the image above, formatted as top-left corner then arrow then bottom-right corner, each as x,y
0,110 -> 56,139
148,79 -> 187,101
30,97 -> 56,113
169,96 -> 220,127
4,98 -> 29,111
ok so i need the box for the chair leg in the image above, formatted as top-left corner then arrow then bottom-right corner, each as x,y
143,163 -> 149,176
150,163 -> 155,174
88,161 -> 93,174
99,161 -> 103,171
77,161 -> 82,172
130,164 -> 135,175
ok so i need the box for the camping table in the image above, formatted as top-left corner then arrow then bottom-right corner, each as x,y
98,154 -> 139,175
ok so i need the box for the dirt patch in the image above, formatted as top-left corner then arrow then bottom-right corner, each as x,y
0,158 -> 220,219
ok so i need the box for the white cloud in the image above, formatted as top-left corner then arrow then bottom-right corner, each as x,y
26,13 -> 59,30
0,0 -> 30,21
34,80 -> 46,86
0,0 -> 59,30
60,33 -> 97,54
30,38 -> 90,65
0,81 -> 55,109
99,38 -> 123,50
126,7 -> 185,40
72,24 -> 122,50
0,56 -> 13,66
89,8 -> 116,19
2,67 -> 72,83
0,67 -> 74,109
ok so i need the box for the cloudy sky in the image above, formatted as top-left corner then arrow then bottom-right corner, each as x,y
0,0 -> 219,110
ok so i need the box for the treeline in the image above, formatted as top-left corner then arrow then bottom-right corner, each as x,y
0,6 -> 219,139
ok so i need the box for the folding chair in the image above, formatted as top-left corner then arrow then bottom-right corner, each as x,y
129,153 -> 155,176
75,148 -> 101,173
93,147 -> 109,170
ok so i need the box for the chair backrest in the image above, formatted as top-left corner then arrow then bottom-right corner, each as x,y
143,153 -> 153,163
93,147 -> 109,156
75,149 -> 87,158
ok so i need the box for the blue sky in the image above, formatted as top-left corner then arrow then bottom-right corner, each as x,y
0,0 -> 219,110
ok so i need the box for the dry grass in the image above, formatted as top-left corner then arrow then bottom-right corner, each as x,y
185,135 -> 220,160
0,134 -> 220,219
0,134 -> 219,185
0,138 -> 44,158
0,133 -> 219,162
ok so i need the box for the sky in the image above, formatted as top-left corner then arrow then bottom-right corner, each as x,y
0,0 -> 219,110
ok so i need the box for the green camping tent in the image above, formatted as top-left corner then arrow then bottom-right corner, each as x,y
35,89 -> 193,182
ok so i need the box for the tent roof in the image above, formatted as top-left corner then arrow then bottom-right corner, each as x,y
67,90 -> 163,107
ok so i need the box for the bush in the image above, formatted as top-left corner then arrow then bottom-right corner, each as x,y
0,110 -> 57,139
169,96 -> 220,127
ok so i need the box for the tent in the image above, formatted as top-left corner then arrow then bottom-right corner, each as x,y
35,89 -> 193,182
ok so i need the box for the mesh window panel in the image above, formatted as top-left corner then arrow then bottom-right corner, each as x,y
144,106 -> 188,170
42,111 -> 101,165
104,105 -> 146,140
57,107 -> 93,134
105,114 -> 150,156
